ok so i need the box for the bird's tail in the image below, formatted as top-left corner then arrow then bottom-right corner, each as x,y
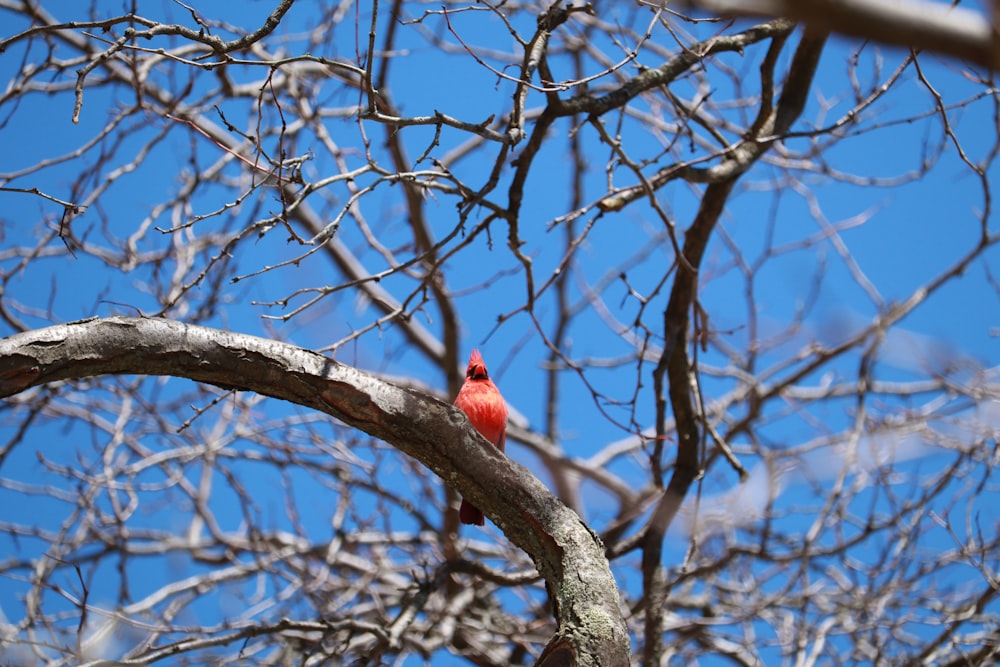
459,499 -> 485,526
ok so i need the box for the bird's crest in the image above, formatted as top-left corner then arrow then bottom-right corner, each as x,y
466,348 -> 489,380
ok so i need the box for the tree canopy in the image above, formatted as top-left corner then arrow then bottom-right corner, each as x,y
1,1 -> 998,665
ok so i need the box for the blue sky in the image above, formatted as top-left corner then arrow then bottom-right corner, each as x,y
1,1 -> 999,664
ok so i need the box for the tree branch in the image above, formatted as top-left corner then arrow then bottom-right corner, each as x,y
641,27 -> 828,666
677,0 -> 999,71
0,316 -> 629,666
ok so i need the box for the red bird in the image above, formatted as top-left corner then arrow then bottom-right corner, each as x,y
454,349 -> 508,526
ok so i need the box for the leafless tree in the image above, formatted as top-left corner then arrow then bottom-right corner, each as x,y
1,1 -> 998,665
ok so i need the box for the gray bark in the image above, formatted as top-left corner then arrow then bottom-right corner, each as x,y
0,315 -> 630,666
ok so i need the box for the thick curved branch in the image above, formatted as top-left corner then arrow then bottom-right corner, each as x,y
0,316 -> 629,666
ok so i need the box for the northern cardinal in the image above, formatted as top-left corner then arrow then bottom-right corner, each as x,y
454,349 -> 508,526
